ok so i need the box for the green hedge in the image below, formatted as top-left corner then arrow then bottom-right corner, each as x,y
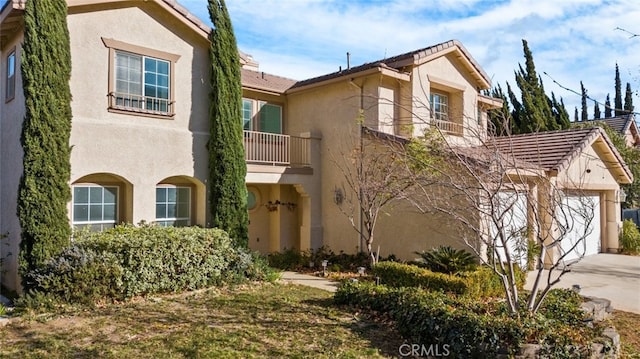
373,261 -> 525,298
22,225 -> 277,305
335,282 -> 599,358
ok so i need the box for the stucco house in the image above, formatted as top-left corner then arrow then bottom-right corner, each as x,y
0,0 -> 632,291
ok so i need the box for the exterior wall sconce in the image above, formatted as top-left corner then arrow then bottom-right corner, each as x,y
265,201 -> 279,212
618,188 -> 627,203
265,200 -> 297,212
334,187 -> 344,205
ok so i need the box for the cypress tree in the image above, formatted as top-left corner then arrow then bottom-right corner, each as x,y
207,0 -> 249,246
574,107 -> 579,122
604,94 -> 612,118
615,64 -> 623,116
580,81 -> 588,121
513,40 -> 565,132
487,84 -> 512,135
551,92 -> 570,128
624,82 -> 634,114
593,100 -> 601,119
18,0 -> 73,276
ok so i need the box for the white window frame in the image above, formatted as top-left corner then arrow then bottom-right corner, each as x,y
430,92 -> 449,122
155,185 -> 191,227
242,98 -> 253,131
114,50 -> 170,113
5,49 -> 15,102
72,185 -> 118,231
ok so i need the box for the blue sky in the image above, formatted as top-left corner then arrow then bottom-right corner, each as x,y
179,0 -> 640,115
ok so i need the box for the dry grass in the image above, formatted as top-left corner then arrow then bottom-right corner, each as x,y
0,283 -> 404,358
610,310 -> 640,358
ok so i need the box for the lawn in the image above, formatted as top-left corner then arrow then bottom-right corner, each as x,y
0,282 -> 404,358
1,281 -> 639,358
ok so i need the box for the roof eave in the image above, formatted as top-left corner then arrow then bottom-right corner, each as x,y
286,66 -> 409,94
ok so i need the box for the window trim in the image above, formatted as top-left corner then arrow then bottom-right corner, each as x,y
5,48 -> 16,102
72,184 -> 119,231
102,38 -> 180,119
155,185 -> 191,227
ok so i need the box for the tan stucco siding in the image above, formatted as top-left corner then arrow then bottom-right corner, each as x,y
0,32 -> 26,291
67,6 -> 210,226
288,81 -> 363,254
557,144 -> 621,190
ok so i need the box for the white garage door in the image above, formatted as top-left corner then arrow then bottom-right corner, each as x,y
559,194 -> 601,263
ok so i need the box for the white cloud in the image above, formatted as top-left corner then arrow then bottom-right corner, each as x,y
180,0 -> 640,114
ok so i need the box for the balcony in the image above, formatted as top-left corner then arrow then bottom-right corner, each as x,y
433,119 -> 463,136
243,130 -> 311,167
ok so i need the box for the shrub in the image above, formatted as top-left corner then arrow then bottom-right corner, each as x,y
335,282 -> 604,358
267,246 -> 374,272
373,261 -> 525,298
414,246 -> 477,274
23,245 -> 123,305
20,224 -> 278,306
620,219 -> 640,255
373,261 -> 467,294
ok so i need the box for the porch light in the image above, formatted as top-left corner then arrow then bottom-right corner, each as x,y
333,188 -> 344,205
618,188 -> 627,203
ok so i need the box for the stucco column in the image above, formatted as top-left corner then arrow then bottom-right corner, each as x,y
294,184 -> 311,252
604,190 -> 620,253
269,185 -> 281,253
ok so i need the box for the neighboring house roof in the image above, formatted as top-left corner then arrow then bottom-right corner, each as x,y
491,127 -> 632,183
596,114 -> 636,133
289,39 -> 491,91
241,68 -> 297,95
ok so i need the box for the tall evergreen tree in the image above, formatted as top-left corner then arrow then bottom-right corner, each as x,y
615,63 -> 623,116
580,81 -> 588,121
511,40 -> 568,133
604,94 -> 612,118
593,100 -> 601,119
506,82 -> 523,133
18,0 -> 73,276
574,107 -> 579,122
624,82 -> 634,114
550,92 -> 570,128
487,84 -> 512,135
207,0 -> 248,246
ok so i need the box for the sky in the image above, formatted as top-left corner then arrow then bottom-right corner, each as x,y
179,0 -> 640,116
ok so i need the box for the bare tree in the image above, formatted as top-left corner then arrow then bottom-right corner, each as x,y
328,121 -> 418,266
401,122 -> 600,316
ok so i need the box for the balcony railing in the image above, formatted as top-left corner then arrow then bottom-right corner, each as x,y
243,130 -> 311,167
433,119 -> 463,136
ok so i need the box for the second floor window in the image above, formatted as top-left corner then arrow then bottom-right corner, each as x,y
430,92 -> 449,122
6,50 -> 15,101
115,51 -> 170,113
242,99 -> 282,134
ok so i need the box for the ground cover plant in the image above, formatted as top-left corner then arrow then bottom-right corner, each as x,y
1,283 -> 405,358
335,281 -> 618,358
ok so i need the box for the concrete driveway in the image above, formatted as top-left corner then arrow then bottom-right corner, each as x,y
524,254 -> 640,313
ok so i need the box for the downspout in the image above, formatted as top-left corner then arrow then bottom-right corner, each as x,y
349,79 -> 365,254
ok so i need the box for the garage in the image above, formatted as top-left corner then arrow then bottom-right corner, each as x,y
558,194 -> 601,263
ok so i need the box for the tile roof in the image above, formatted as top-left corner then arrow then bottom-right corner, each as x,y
290,39 -> 490,90
491,127 -> 629,177
241,68 -> 297,94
